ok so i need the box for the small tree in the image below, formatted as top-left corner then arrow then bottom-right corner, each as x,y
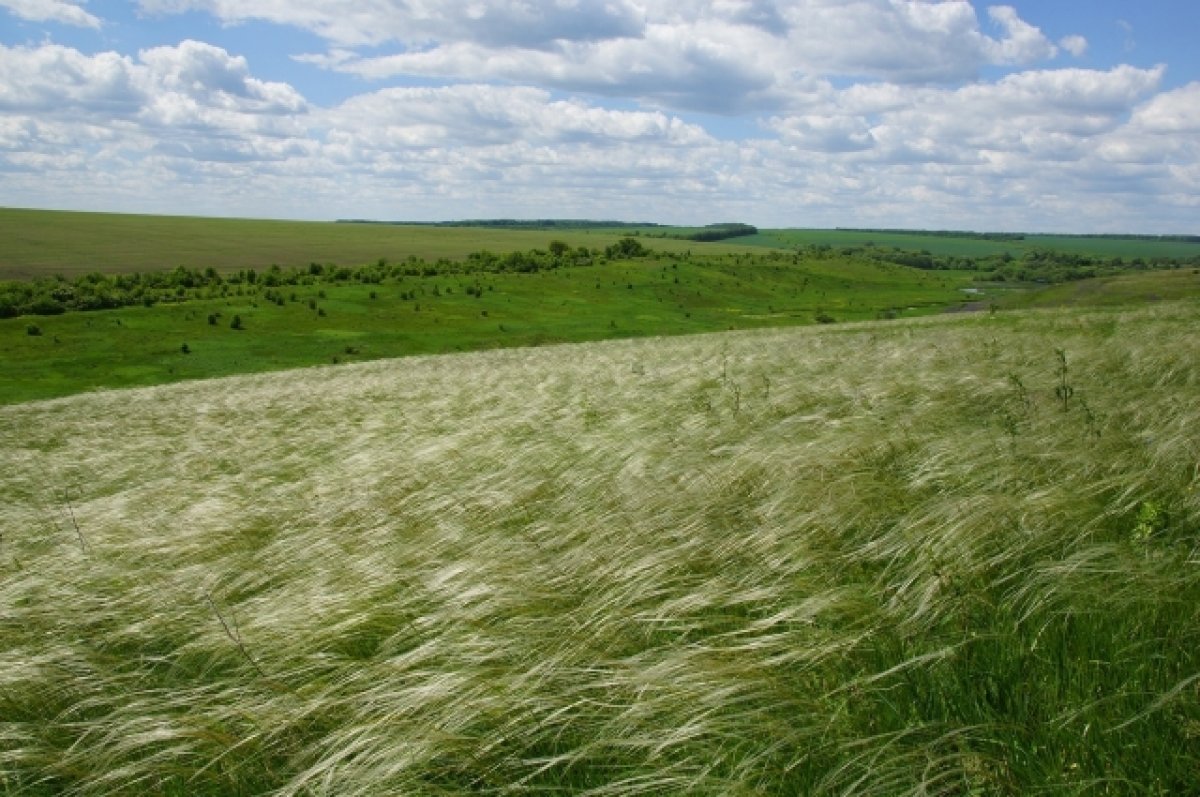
230,315 -> 243,330
549,240 -> 570,257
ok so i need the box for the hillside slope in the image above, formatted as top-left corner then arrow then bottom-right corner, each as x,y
2,305 -> 1198,794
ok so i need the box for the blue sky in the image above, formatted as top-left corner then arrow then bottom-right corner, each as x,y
1,1 -> 1197,232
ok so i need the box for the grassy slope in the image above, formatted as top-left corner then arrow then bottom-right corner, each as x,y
0,255 -> 974,404
997,267 -> 1200,309
0,209 -> 749,280
749,228 -> 1200,260
2,303 -> 1198,795
5,208 -> 1198,280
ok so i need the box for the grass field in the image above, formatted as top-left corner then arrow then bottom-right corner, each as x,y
997,267 -> 1200,309
748,228 -> 1200,260
2,301 -> 1198,794
5,208 -> 1200,407
0,253 -> 976,404
0,209 -> 750,280
4,208 -> 1198,281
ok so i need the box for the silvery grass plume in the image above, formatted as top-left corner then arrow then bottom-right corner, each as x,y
1,302 -> 1198,795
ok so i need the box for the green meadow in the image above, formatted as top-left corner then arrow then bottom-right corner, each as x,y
5,208 -> 1197,281
1,245 -> 977,405
0,208 -> 746,280
997,267 -> 1200,309
5,208 -> 1200,406
2,208 -> 1199,794
748,228 -> 1200,260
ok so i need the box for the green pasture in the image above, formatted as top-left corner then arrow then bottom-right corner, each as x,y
0,208 -> 748,280
3,207 -> 1197,281
750,228 -> 1200,260
0,253 -> 974,404
998,267 -> 1200,309
4,207 -> 1199,405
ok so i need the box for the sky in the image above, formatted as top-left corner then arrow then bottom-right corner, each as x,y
0,1 -> 1197,232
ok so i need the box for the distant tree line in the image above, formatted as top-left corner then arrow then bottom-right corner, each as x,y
685,223 -> 759,242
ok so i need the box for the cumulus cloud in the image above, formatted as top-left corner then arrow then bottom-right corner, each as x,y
0,40 -> 305,118
331,23 -> 786,114
1059,35 -> 1088,58
138,0 -> 645,48
0,44 -> 140,113
138,40 -> 307,116
143,0 -> 1079,114
326,85 -> 712,149
1127,82 -> 1200,134
770,66 -> 1165,157
0,39 -> 310,177
752,64 -> 1194,231
1092,82 -> 1200,165
0,40 -> 736,220
1,25 -> 1197,231
984,5 -> 1057,64
0,0 -> 100,28
773,0 -> 1056,85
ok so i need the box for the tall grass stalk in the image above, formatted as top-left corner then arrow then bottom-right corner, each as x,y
1,302 -> 1198,794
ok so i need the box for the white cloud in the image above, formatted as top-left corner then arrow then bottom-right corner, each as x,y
144,0 -> 1078,114
331,22 -> 786,114
1,33 -> 1197,232
1059,35 -> 1088,58
1093,82 -> 1200,165
0,44 -> 140,113
1127,81 -> 1200,134
138,0 -> 645,48
752,64 -> 1196,231
772,1 -> 1057,85
0,42 -> 735,220
984,5 -> 1057,64
138,40 -> 307,115
0,0 -> 100,28
769,66 -> 1165,160
325,85 -> 711,149
0,40 -> 310,175
0,40 -> 305,118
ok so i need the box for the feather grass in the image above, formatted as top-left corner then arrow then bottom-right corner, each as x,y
1,302 -> 1198,794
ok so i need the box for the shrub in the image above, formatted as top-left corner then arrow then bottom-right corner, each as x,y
230,315 -> 243,330
26,323 -> 42,336
28,297 -> 65,316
